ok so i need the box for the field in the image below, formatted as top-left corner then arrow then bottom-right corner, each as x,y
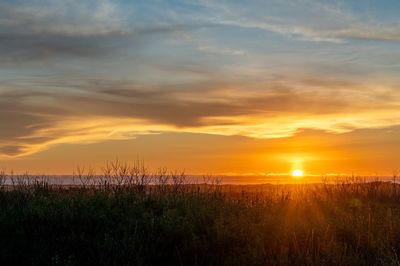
1,166 -> 400,265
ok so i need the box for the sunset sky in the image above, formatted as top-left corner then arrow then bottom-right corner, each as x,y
1,0 -> 400,177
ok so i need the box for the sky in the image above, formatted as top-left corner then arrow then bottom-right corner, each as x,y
0,0 -> 400,178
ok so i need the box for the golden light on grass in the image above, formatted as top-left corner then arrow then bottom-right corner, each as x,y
292,169 -> 304,178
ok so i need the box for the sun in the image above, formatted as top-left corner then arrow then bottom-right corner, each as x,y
292,169 -> 304,178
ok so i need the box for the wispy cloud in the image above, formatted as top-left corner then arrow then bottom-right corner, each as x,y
197,0 -> 400,43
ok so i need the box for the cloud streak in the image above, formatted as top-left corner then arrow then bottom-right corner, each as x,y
1,76 -> 400,157
198,0 -> 400,43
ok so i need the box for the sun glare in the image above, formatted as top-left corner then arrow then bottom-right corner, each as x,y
292,169 -> 304,178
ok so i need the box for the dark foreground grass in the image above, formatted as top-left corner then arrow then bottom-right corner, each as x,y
1,170 -> 400,265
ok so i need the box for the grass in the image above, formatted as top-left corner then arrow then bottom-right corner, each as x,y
0,163 -> 400,265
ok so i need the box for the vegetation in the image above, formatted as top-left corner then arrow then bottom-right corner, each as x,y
0,163 -> 400,265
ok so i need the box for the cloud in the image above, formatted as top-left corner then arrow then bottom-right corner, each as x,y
0,1 -> 123,62
2,0 -> 398,67
198,0 -> 400,43
1,0 -> 400,158
0,0 -> 123,36
1,0 -> 399,66
214,18 -> 400,43
1,76 -> 400,157
0,1 -> 213,62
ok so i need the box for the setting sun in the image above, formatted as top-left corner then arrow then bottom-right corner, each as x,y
292,169 -> 304,178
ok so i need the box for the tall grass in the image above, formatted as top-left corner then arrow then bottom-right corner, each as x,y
0,162 -> 400,265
